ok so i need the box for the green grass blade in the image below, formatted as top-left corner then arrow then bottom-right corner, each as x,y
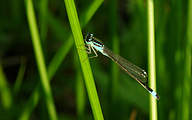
24,0 -> 57,120
13,57 -> 27,97
64,0 -> 104,119
39,0 -> 48,42
109,0 -> 119,100
181,0 -> 192,119
0,64 -> 12,109
74,49 -> 86,118
76,72 -> 85,118
108,0 -> 119,119
19,88 -> 40,120
48,35 -> 74,78
79,0 -> 104,28
146,0 -> 158,120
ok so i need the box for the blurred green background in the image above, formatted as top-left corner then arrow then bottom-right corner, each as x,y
0,0 -> 191,120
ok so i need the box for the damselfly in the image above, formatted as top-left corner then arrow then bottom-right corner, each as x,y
80,33 -> 160,100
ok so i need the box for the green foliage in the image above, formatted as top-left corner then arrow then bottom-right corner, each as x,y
0,0 -> 191,120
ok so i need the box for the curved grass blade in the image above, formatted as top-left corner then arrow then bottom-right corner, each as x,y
24,0 -> 57,119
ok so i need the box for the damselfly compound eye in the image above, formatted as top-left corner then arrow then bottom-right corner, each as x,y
85,33 -> 93,42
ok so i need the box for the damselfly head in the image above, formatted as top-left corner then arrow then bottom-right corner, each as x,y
85,33 -> 93,44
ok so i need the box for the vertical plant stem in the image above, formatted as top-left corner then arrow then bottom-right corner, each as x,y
146,0 -> 158,120
109,0 -> 119,102
74,48 -> 85,119
64,0 -> 104,119
25,0 -> 57,120
181,0 -> 192,119
39,0 -> 48,42
108,0 -> 119,119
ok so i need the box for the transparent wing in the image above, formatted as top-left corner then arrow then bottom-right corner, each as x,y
102,46 -> 148,83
